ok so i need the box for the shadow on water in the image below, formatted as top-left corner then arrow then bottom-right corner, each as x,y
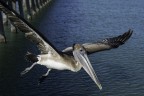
0,0 -> 144,96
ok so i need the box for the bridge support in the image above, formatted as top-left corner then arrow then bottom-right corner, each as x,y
0,0 -> 53,43
0,12 -> 6,43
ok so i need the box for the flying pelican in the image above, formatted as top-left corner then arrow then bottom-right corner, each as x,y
0,1 -> 133,90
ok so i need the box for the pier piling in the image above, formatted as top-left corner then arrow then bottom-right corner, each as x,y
0,0 -> 52,43
0,11 -> 6,43
8,0 -> 17,33
18,0 -> 24,17
25,0 -> 32,19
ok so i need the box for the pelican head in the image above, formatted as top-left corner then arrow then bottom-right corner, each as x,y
73,44 -> 102,90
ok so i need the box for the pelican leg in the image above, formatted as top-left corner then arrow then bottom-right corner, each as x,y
21,62 -> 37,76
38,69 -> 51,85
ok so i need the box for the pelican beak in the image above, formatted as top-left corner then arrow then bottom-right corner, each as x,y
73,50 -> 102,90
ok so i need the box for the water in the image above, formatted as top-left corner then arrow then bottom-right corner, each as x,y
0,0 -> 144,96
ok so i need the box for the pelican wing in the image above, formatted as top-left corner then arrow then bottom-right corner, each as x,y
63,30 -> 133,54
0,1 -> 59,55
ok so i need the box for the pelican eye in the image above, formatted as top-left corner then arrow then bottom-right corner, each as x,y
79,49 -> 83,52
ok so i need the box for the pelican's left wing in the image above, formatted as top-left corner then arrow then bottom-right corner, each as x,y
0,1 -> 59,55
63,30 -> 133,54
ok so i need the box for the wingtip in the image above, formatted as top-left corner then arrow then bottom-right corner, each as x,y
128,29 -> 133,34
127,29 -> 133,37
120,29 -> 133,43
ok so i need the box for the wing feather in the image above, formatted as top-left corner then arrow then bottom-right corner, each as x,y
63,29 -> 133,54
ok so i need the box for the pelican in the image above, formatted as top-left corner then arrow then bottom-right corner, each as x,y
0,1 -> 133,90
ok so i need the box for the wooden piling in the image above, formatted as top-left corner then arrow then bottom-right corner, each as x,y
8,0 -> 17,33
39,0 -> 43,8
35,0 -> 40,11
43,0 -> 47,6
38,0 -> 42,9
0,11 -> 6,43
17,0 -> 24,17
25,0 -> 32,19
31,0 -> 37,15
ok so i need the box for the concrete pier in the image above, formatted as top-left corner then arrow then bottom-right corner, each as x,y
25,0 -> 32,19
0,12 -> 6,43
8,0 -> 17,33
0,0 -> 52,43
17,0 -> 24,17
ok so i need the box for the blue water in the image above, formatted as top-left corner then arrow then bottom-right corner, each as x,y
0,0 -> 144,96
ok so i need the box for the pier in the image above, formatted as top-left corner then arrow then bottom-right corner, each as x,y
0,0 -> 52,43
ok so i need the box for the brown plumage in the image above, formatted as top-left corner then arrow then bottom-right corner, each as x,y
63,30 -> 133,54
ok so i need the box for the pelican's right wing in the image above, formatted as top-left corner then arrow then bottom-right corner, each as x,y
0,1 -> 59,55
63,30 -> 133,54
